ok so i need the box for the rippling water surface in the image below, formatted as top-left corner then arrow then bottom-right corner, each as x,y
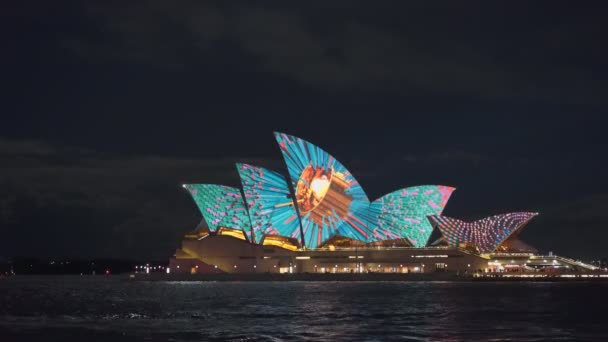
0,276 -> 606,341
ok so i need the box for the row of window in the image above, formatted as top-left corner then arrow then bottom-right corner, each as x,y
240,254 -> 461,260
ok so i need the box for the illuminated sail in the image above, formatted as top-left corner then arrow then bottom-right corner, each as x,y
237,163 -> 302,244
183,184 -> 253,241
369,185 -> 455,247
274,132 -> 372,248
429,212 -> 539,253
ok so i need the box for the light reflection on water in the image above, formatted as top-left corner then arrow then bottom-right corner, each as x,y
0,277 -> 607,341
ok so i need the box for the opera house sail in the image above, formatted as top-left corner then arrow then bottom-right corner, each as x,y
237,163 -> 302,244
182,184 -> 253,241
368,185 -> 454,247
428,212 -> 539,254
274,132 -> 372,248
168,132 -> 598,275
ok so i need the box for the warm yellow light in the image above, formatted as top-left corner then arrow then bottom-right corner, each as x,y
217,227 -> 246,240
263,237 -> 298,251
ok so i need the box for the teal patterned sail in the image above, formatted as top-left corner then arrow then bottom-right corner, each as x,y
274,132 -> 372,248
369,185 -> 455,247
237,163 -> 302,244
183,184 -> 253,241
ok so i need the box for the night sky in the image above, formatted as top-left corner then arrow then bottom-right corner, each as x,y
2,2 -> 607,260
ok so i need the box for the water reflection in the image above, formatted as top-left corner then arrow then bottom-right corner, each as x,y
0,278 -> 606,341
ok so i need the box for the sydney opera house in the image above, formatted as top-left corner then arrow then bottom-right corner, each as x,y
169,132 -> 597,275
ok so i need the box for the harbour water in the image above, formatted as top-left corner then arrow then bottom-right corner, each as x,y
1,276 -> 606,341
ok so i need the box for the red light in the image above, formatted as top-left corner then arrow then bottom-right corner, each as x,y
105,269 -> 111,275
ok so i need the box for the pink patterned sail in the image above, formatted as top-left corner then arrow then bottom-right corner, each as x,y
429,212 -> 538,253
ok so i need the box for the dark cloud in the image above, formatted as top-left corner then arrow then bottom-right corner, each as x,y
1,1 -> 607,259
0,138 -> 278,258
0,138 -> 58,157
44,1 -> 607,105
545,194 -> 608,223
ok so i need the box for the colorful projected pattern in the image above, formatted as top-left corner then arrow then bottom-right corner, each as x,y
369,185 -> 455,247
183,184 -> 253,240
429,212 -> 538,253
274,132 -> 372,248
237,163 -> 302,244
